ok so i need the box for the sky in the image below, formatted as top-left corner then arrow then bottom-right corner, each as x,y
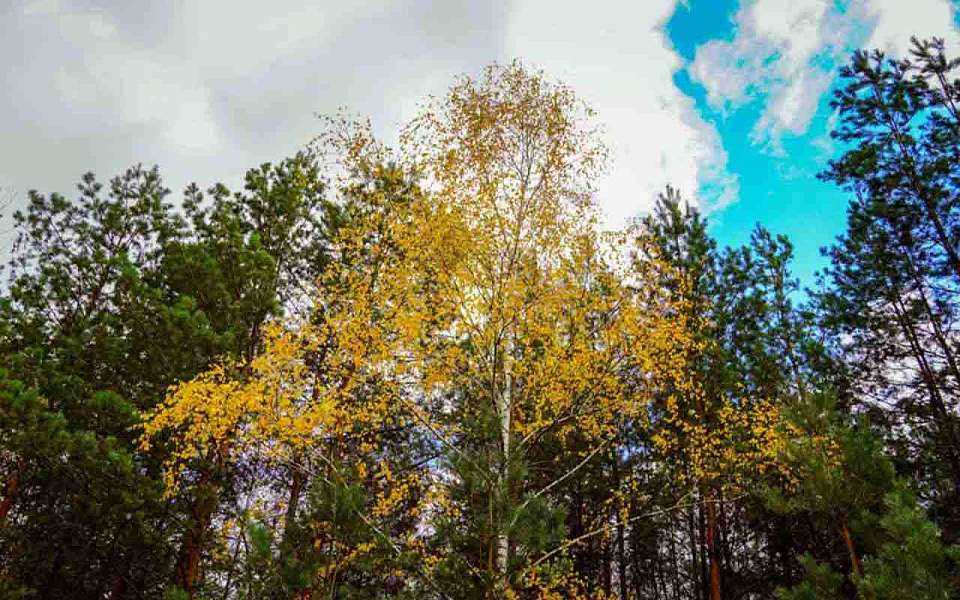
1,0 -> 959,287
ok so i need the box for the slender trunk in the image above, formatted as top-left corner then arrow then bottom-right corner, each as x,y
891,294 -> 960,493
603,535 -> 612,596
656,545 -> 667,600
0,458 -> 22,525
495,335 -> 513,591
688,501 -> 703,600
176,518 -> 205,597
282,462 -> 306,549
873,81 -> 960,282
280,461 -> 308,599
487,486 -> 496,588
840,522 -> 863,580
894,238 -> 960,388
612,456 -> 627,600
718,489 -> 732,585
931,68 -> 960,123
906,255 -> 960,387
669,514 -> 680,600
916,189 -> 960,282
705,490 -> 722,600
176,469 -> 217,597
893,295 -> 946,414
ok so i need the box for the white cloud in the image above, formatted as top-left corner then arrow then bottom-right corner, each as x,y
863,0 -> 960,56
3,0 -> 729,232
504,0 -> 737,224
690,35 -> 775,111
5,0 -> 958,250
1,0 -> 508,203
690,0 -> 960,150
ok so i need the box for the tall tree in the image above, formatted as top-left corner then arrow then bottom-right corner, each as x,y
818,37 -> 960,531
0,150 -> 339,598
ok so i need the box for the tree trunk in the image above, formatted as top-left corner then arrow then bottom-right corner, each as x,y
872,80 -> 960,282
0,459 -> 21,525
840,522 -> 863,580
495,335 -> 513,595
282,461 -> 306,549
916,189 -> 960,282
891,294 -> 960,494
612,456 -> 628,600
705,490 -> 722,600
176,470 -> 217,597
718,490 -> 732,588
897,241 -> 960,389
176,521 -> 205,597
688,502 -> 703,600
602,535 -> 612,596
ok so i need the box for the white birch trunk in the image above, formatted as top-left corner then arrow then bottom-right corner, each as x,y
495,337 -> 512,582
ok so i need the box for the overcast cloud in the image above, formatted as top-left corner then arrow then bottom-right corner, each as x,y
1,0 -> 957,241
1,0 -> 732,236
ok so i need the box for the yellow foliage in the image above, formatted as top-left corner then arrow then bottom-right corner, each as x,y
136,60 -> 791,597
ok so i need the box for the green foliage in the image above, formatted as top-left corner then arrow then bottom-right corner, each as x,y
161,588 -> 190,600
816,35 -> 960,530
776,555 -> 845,600
2,38 -> 960,599
767,392 -> 896,520
858,489 -> 959,600
0,368 -> 172,597
0,151 -> 340,597
777,489 -> 960,600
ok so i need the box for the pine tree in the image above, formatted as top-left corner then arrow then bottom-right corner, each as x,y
817,37 -> 960,535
